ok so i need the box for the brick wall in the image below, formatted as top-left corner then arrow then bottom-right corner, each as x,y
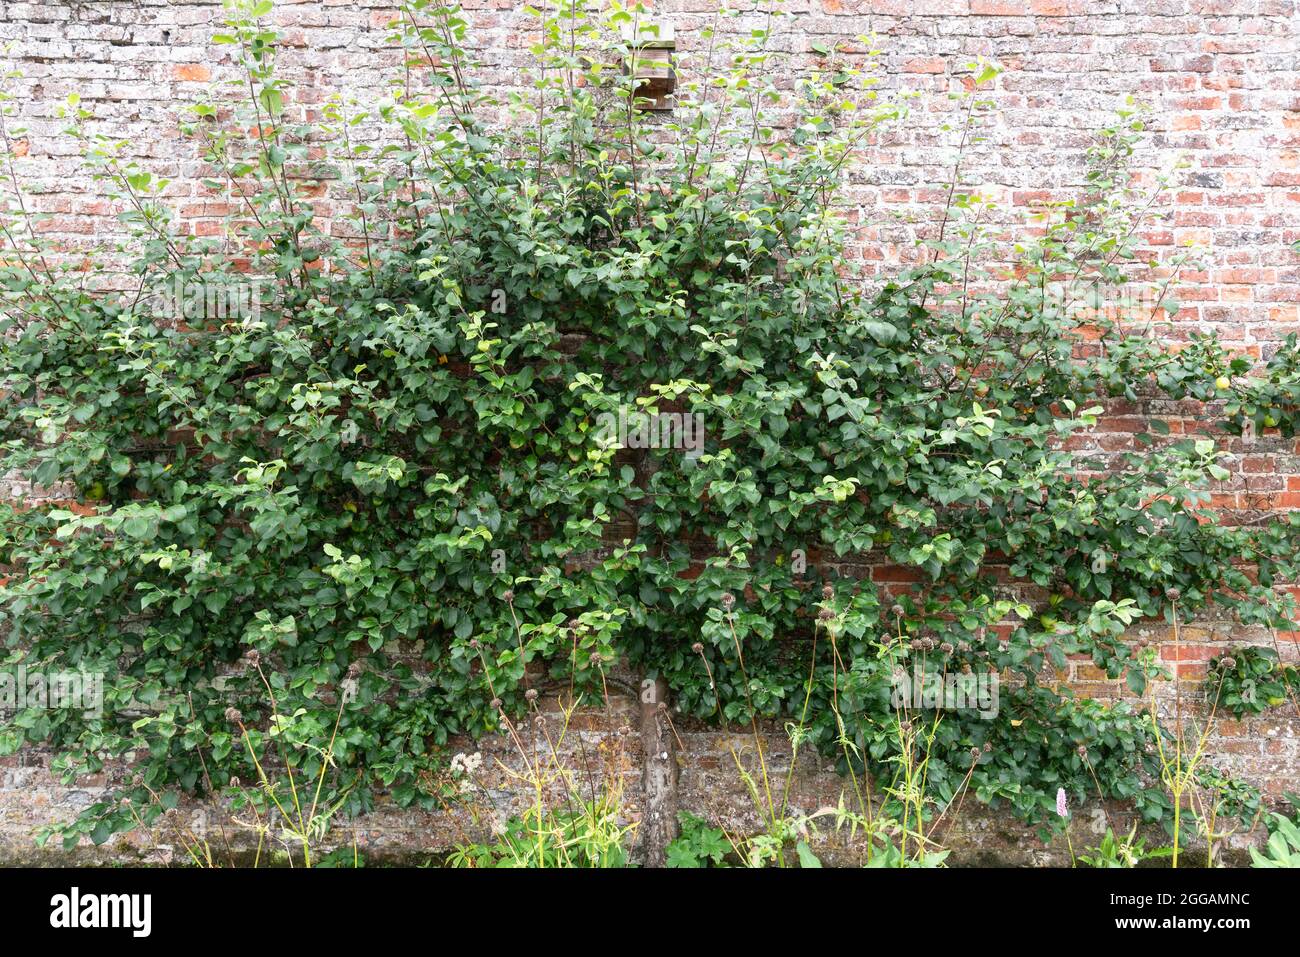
0,0 -> 1298,864
3,671 -> 1286,866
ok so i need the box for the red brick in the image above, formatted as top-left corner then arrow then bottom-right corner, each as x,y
171,64 -> 211,83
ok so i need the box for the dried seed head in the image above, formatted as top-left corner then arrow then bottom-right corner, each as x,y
524,688 -> 538,702
230,776 -> 241,788
225,707 -> 242,726
243,649 -> 261,668
490,698 -> 502,711
692,642 -> 704,654
567,618 -> 580,632
469,638 -> 480,650
891,604 -> 905,618
818,607 -> 834,621
1220,656 -> 1237,670
346,661 -> 363,679
957,641 -> 970,653
1165,587 -> 1181,602
588,651 -> 602,665
940,642 -> 954,655
970,747 -> 981,759
503,589 -> 514,603
982,742 -> 992,753
720,592 -> 735,611
822,584 -> 834,600
1076,744 -> 1088,758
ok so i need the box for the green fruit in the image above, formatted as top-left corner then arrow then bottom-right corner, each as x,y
1214,376 -> 1231,391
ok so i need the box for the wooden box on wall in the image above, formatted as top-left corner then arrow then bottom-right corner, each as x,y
622,21 -> 675,111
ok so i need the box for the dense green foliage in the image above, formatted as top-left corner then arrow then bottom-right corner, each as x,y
1207,646 -> 1299,717
1,0 -> 1297,848
1251,795 -> 1300,868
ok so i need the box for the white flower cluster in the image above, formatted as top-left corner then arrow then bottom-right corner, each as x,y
450,751 -> 483,776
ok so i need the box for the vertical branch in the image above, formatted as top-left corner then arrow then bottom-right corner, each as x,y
636,675 -> 678,866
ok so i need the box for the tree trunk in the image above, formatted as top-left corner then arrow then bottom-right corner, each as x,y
636,675 -> 678,867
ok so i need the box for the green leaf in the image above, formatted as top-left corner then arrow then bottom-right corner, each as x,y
796,841 -> 822,868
